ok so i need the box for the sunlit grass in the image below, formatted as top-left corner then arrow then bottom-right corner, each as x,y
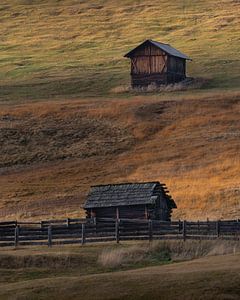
0,0 -> 239,102
0,92 -> 239,220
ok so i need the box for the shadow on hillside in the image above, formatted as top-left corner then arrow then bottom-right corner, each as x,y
0,74 -> 123,102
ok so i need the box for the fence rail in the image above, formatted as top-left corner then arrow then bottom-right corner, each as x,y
0,218 -> 239,247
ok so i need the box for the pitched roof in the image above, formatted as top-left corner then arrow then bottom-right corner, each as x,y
124,39 -> 191,60
84,181 -> 176,209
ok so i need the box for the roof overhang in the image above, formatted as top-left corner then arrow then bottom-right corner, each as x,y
84,195 -> 158,209
124,39 -> 192,61
83,181 -> 177,210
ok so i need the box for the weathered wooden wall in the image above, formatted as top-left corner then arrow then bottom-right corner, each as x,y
130,44 -> 167,75
87,204 -> 171,221
167,56 -> 186,83
129,43 -> 186,87
87,205 -> 147,220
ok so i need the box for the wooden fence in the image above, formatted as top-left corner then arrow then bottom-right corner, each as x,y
0,218 -> 239,248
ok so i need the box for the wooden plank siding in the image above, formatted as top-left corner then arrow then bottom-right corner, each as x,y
86,205 -> 171,221
88,205 -> 148,220
131,55 -> 167,75
130,44 -> 167,75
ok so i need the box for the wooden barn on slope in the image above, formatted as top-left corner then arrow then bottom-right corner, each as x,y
83,182 -> 177,221
124,39 -> 191,87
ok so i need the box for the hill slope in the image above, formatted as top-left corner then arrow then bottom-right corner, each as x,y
0,0 -> 240,101
0,250 -> 240,300
0,1 -> 239,221
0,92 -> 239,220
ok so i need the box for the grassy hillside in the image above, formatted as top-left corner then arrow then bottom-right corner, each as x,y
0,91 -> 239,220
0,0 -> 240,102
0,1 -> 239,221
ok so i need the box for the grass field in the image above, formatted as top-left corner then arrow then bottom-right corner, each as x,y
1,92 -> 239,220
0,2 -> 240,298
0,241 -> 239,300
0,0 -> 239,102
0,1 -> 239,220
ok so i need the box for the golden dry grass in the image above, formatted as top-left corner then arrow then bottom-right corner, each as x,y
0,91 -> 239,221
98,240 -> 240,268
0,0 -> 239,101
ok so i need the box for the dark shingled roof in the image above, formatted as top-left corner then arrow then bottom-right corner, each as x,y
124,39 -> 191,60
84,182 -> 176,209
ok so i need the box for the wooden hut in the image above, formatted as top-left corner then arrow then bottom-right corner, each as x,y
124,39 -> 191,87
84,182 -> 177,221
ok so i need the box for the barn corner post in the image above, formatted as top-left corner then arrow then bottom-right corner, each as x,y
116,207 -> 119,220
144,205 -> 148,220
148,219 -> 153,242
115,219 -> 120,244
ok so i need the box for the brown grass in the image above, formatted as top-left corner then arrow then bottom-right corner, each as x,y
98,246 -> 148,268
111,78 -> 209,94
0,92 -> 239,220
98,240 -> 240,268
0,247 -> 239,300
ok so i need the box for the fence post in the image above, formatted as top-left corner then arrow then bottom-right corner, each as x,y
216,220 -> 220,238
66,218 -> 70,227
237,219 -> 240,241
14,225 -> 19,247
115,219 -> 120,244
48,226 -> 52,247
93,217 -> 97,234
148,219 -> 153,241
207,218 -> 210,235
183,220 -> 187,241
81,223 -> 85,245
178,219 -> 181,234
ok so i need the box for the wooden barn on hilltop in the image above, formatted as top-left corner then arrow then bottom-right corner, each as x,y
124,39 -> 191,87
84,182 -> 177,221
